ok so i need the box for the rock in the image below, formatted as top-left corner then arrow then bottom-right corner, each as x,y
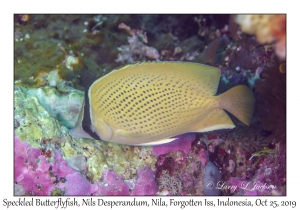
14,85 -> 73,147
203,161 -> 221,195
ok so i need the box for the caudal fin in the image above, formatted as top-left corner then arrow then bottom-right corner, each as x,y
218,85 -> 255,126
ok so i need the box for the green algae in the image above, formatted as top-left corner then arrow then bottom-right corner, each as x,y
14,36 -> 65,84
14,15 -> 119,88
14,33 -> 85,88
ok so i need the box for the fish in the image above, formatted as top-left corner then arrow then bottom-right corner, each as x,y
70,62 -> 255,146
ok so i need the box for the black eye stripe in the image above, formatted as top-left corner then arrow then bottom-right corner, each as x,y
82,90 -> 100,140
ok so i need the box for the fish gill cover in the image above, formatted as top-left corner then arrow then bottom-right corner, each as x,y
14,14 -> 286,196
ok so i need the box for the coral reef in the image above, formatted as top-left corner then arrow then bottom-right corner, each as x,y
14,14 -> 286,196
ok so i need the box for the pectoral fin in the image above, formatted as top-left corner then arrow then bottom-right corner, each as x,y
69,99 -> 94,139
69,125 -> 93,139
93,118 -> 112,141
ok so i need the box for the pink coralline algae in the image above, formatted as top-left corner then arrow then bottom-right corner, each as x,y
226,143 -> 286,196
63,172 -> 97,196
51,151 -> 77,178
94,170 -> 130,195
14,135 -> 159,196
152,133 -> 196,156
199,149 -> 209,167
14,135 -> 95,195
131,167 -> 158,195
94,167 -> 158,196
14,136 -> 56,195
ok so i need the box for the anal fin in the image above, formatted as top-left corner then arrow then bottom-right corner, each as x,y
69,125 -> 94,139
116,129 -> 177,146
134,138 -> 177,146
190,109 -> 235,132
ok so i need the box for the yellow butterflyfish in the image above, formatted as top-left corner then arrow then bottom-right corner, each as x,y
70,62 -> 255,146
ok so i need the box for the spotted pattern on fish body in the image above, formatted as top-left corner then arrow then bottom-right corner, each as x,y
70,62 -> 255,145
